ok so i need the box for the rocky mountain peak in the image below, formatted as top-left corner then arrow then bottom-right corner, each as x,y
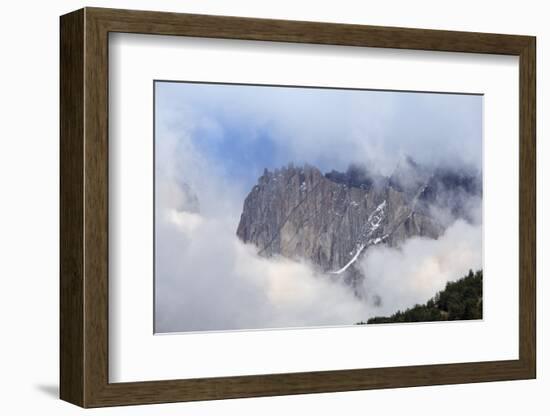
178,181 -> 200,213
389,156 -> 431,196
236,159 -> 480,292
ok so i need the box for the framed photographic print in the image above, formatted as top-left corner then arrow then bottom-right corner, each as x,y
60,7 -> 536,408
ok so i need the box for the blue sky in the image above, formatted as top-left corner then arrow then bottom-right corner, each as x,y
155,81 -> 482,199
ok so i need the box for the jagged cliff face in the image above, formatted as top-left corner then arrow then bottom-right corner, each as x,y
236,159 -> 480,288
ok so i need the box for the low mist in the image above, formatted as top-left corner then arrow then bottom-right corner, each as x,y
357,219 -> 482,318
155,183 -> 482,333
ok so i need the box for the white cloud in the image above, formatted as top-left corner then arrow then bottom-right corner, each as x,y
357,219 -> 483,317
156,82 -> 483,176
167,210 -> 203,234
155,196 -> 375,332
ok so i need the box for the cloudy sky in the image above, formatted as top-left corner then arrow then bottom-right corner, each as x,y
154,81 -> 483,333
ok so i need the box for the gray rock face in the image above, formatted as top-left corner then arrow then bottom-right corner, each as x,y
178,181 -> 200,213
236,159 -> 479,288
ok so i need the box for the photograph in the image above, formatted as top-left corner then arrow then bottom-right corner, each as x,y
154,81 -> 483,333
51,5 -> 538,410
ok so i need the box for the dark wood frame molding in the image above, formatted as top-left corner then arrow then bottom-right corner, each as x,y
60,7 -> 536,408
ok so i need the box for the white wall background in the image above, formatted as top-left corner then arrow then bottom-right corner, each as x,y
0,0 -> 545,414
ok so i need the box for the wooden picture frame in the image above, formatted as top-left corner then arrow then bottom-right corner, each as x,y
60,7 -> 536,408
